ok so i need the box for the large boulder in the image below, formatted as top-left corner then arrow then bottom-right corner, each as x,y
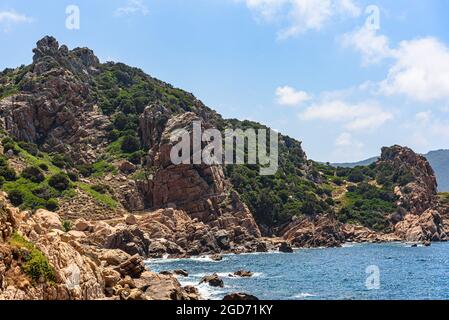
141,271 -> 197,300
233,270 -> 253,278
279,242 -> 293,253
223,293 -> 259,300
105,226 -> 151,257
199,273 -> 224,288
99,249 -> 131,267
32,209 -> 62,233
281,215 -> 344,248
115,254 -> 145,279
395,209 -> 447,242
74,219 -> 90,232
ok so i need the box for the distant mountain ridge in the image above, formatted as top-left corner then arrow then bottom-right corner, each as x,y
332,150 -> 449,192
330,156 -> 379,169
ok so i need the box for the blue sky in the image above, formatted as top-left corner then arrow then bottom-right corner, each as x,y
1,0 -> 449,162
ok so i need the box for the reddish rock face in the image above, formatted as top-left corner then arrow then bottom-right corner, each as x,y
379,145 -> 438,216
138,111 -> 261,245
378,145 -> 447,241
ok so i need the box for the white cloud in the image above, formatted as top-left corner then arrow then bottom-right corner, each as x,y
115,0 -> 149,16
0,10 -> 32,31
338,0 -> 361,17
340,25 -> 393,65
333,132 -> 364,162
239,0 -> 361,38
276,86 -> 310,106
415,111 -> 432,123
380,37 -> 449,102
342,23 -> 449,103
335,132 -> 352,146
431,122 -> 449,139
401,111 -> 449,150
299,100 -> 393,131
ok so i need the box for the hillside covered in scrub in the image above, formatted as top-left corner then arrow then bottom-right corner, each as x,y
0,36 -> 447,248
333,150 -> 449,193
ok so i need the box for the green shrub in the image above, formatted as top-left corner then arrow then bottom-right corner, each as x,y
76,164 -> 93,177
348,169 -> 365,183
38,163 -> 49,171
113,112 -> 129,131
46,198 -> 59,211
2,138 -> 18,154
121,135 -> 140,153
0,166 -> 16,181
92,160 -> 116,177
9,233 -> 56,284
128,151 -> 144,165
21,166 -> 45,183
332,177 -> 344,186
338,183 -> 397,232
78,183 -> 118,208
32,186 -> 52,200
8,189 -> 24,206
91,184 -> 108,194
62,220 -> 72,232
48,174 -> 70,191
18,141 -> 38,156
1,137 -> 14,145
107,129 -> 120,142
67,171 -> 78,182
0,156 -> 8,166
51,154 -> 72,169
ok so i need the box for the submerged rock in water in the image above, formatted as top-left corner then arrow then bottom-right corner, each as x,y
210,254 -> 223,261
200,273 -> 224,288
223,293 -> 259,300
173,269 -> 189,277
232,270 -> 253,278
279,242 -> 293,253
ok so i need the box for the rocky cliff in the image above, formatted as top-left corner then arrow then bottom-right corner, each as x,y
377,146 -> 446,242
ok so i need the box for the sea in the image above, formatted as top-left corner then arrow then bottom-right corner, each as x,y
145,242 -> 449,300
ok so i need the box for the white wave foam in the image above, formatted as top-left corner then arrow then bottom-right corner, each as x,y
178,278 -> 226,300
145,254 -> 227,265
190,255 -> 227,263
216,272 -> 264,278
293,292 -> 317,299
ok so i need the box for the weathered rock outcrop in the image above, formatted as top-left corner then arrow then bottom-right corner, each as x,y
341,224 -> 401,243
395,209 -> 447,242
281,215 -> 345,248
377,146 -> 446,241
0,36 -> 110,163
0,195 -> 200,300
104,225 -> 151,257
379,145 -> 438,216
137,110 -> 261,248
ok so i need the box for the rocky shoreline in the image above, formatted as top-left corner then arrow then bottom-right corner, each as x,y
1,189 -> 446,300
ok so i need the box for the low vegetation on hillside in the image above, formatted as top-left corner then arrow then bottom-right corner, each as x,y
0,55 -> 422,234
